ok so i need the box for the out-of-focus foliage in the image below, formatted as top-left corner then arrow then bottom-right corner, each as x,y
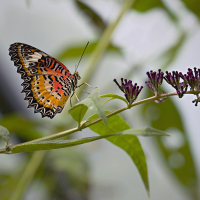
132,0 -> 165,11
89,112 -> 149,194
57,41 -> 121,60
142,88 -> 198,199
132,0 -> 177,21
182,0 -> 200,19
75,0 -> 107,33
159,32 -> 187,70
0,114 -> 41,141
47,148 -> 89,199
0,125 -> 9,146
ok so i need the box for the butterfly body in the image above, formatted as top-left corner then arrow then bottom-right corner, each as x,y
9,43 -> 81,119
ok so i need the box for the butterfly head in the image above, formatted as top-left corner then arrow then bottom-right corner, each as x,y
74,71 -> 81,80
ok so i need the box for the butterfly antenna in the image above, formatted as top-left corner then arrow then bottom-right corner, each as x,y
75,41 -> 89,72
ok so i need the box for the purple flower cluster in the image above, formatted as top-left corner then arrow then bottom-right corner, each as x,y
179,68 -> 200,105
145,68 -> 200,105
145,69 -> 164,96
179,68 -> 200,91
113,78 -> 143,105
145,69 -> 167,103
164,71 -> 188,98
113,68 -> 200,106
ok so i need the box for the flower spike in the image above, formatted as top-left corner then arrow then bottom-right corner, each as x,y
164,71 -> 188,98
145,69 -> 164,96
145,69 -> 167,103
179,68 -> 200,105
113,78 -> 143,106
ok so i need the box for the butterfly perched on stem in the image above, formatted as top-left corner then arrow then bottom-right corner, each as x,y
9,42 -> 89,119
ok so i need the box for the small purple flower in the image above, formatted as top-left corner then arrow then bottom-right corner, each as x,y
164,71 -> 188,98
113,78 -> 143,105
180,68 -> 200,91
145,69 -> 167,103
145,69 -> 164,96
179,68 -> 200,105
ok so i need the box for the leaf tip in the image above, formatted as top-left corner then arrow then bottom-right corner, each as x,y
147,189 -> 150,198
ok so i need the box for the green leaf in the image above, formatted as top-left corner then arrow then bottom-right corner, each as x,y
88,112 -> 149,195
182,0 -> 200,19
0,125 -> 10,146
75,0 -> 106,32
10,126 -> 168,153
56,42 -> 121,60
123,127 -> 169,136
142,88 -> 198,198
102,97 -> 115,105
11,134 -> 118,153
100,94 -> 128,105
69,88 -> 107,126
68,104 -> 88,125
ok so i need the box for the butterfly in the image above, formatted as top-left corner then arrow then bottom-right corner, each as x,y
9,43 -> 88,119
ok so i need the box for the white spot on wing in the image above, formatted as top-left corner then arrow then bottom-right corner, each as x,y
32,52 -> 43,58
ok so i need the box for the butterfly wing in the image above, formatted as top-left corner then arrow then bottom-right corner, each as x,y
9,43 -> 74,118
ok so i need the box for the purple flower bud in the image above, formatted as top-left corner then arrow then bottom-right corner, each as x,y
113,78 -> 143,105
125,93 -> 128,101
145,69 -> 164,96
164,70 -> 188,98
180,67 -> 200,105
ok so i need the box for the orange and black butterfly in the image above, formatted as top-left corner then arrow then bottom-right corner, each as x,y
9,43 -> 87,119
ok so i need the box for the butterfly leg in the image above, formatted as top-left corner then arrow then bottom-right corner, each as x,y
70,92 -> 74,107
74,90 -> 80,102
77,82 -> 97,89
79,86 -> 90,94
70,90 -> 80,107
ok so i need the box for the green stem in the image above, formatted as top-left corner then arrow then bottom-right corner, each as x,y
0,148 -> 6,153
82,92 -> 178,128
2,90 -> 197,153
7,91 -> 178,151
9,151 -> 46,200
18,127 -> 78,145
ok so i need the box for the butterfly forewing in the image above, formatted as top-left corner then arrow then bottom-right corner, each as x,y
9,43 -> 75,118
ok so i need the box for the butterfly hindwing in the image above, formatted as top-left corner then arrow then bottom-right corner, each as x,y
9,43 -> 75,118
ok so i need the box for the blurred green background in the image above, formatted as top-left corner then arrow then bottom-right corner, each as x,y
0,0 -> 200,199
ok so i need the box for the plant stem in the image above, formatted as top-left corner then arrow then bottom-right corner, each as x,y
7,91 -> 179,151
82,92 -> 178,127
0,148 -> 6,153
19,127 -> 78,145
